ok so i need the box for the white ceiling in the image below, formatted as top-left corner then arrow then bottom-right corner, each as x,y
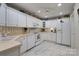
8,3 -> 74,19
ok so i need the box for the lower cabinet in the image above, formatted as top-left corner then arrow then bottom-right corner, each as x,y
20,37 -> 28,54
48,33 -> 56,42
40,32 -> 56,42
16,37 -> 28,54
40,32 -> 48,40
27,34 -> 35,50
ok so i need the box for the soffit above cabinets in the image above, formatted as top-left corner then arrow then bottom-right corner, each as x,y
7,3 -> 74,20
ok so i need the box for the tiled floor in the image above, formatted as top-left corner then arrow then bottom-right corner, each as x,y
22,41 -> 78,56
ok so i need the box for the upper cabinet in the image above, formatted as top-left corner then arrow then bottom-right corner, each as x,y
6,6 -> 27,27
18,11 -> 27,27
36,19 -> 43,28
0,4 -> 6,26
0,4 -> 42,28
45,20 -> 57,28
26,14 -> 35,28
6,7 -> 18,27
27,14 -> 42,28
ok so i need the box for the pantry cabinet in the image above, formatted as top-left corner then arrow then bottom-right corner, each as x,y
6,7 -> 18,27
56,18 -> 71,46
70,12 -> 75,48
56,19 -> 62,44
61,18 -> 71,46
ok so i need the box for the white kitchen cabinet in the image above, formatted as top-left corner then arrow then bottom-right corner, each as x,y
70,12 -> 75,48
27,14 -> 34,27
48,33 -> 56,42
45,20 -> 57,28
56,18 -> 71,45
61,18 -> 71,45
0,4 -> 6,26
45,21 -> 51,28
20,38 -> 28,53
16,37 -> 28,54
27,14 -> 42,28
6,7 -> 18,27
56,19 -> 62,44
27,34 -> 35,49
40,32 -> 48,40
40,32 -> 56,42
37,19 -> 43,28
18,12 -> 27,27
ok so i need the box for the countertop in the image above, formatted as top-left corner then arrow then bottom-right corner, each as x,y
0,40 -> 21,52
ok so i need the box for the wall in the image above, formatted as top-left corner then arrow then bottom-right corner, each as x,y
0,26 -> 42,36
72,3 -> 79,49
0,26 -> 25,35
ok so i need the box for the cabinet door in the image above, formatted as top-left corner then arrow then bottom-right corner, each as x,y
70,13 -> 75,48
62,18 -> 70,45
6,7 -> 18,27
48,33 -> 56,42
20,37 -> 28,53
0,4 -> 6,26
27,15 -> 34,27
18,12 -> 26,27
28,34 -> 35,49
56,20 -> 62,44
40,33 -> 48,40
37,19 -> 43,28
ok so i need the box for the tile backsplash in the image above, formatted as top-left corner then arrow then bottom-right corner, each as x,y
0,26 -> 42,35
0,26 -> 25,35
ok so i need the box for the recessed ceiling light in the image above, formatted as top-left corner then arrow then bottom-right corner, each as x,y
45,16 -> 48,18
57,3 -> 62,7
37,10 -> 41,13
59,12 -> 63,15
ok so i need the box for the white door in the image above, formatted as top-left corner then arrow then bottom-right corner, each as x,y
62,18 -> 71,45
0,4 -> 6,26
6,7 -> 18,27
27,34 -> 35,49
18,12 -> 27,27
56,20 -> 62,44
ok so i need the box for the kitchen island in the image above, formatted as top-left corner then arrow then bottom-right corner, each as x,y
0,40 -> 21,56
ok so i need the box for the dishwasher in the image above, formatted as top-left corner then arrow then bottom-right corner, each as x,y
35,33 -> 42,46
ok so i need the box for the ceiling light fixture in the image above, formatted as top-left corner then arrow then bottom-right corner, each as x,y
37,10 -> 41,13
45,16 -> 48,18
59,12 -> 63,15
57,3 -> 62,7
